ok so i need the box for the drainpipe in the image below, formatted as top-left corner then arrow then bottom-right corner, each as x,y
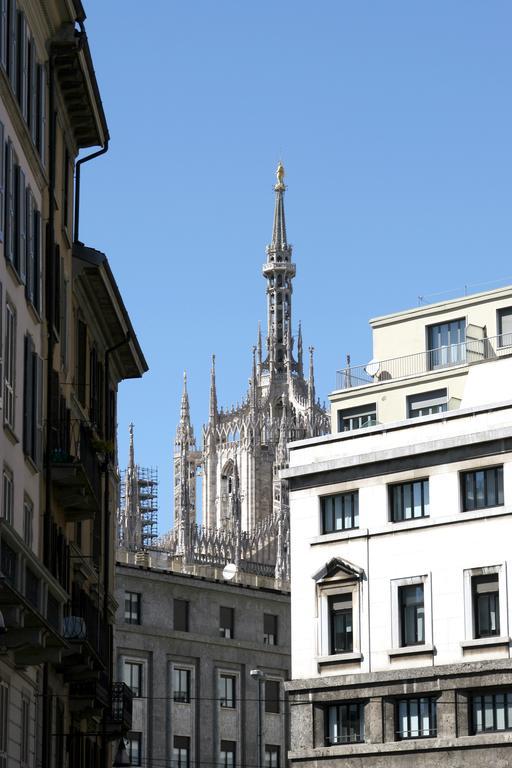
73,140 -> 109,244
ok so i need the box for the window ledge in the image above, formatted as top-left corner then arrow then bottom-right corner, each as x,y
461,636 -> 511,650
316,651 -> 363,666
388,644 -> 435,658
310,529 -> 368,546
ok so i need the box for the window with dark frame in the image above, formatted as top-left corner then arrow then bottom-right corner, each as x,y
219,740 -> 236,768
326,702 -> 364,745
338,403 -> 377,432
173,668 -> 190,704
471,690 -> 512,734
329,594 -> 353,654
4,299 -> 16,431
461,466 -> 504,512
396,697 -> 437,739
390,480 -> 429,522
321,492 -> 358,533
219,674 -> 236,708
407,388 -> 448,418
427,319 -> 465,369
263,613 -> 277,645
219,606 -> 234,639
264,745 -> 280,768
123,661 -> 143,698
399,584 -> 425,647
124,592 -> 141,625
76,318 -> 87,406
126,732 -> 142,767
174,599 -> 189,632
265,679 -> 280,714
472,574 -> 500,638
497,307 -> 512,348
172,736 -> 190,768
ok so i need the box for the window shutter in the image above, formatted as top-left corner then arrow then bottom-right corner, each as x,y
53,244 -> 60,335
0,0 -> 7,71
0,121 -> 4,242
16,11 -> 27,118
36,62 -> 45,165
5,140 -> 14,264
25,188 -> 33,302
23,333 -> 34,457
33,207 -> 40,312
28,38 -> 36,140
18,165 -> 26,282
0,281 -> 3,394
7,0 -> 15,91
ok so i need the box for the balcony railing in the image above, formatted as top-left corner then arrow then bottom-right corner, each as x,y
66,585 -> 110,668
49,419 -> 102,520
109,682 -> 133,735
336,334 -> 512,390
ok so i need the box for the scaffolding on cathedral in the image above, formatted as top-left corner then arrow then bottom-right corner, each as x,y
118,425 -> 159,551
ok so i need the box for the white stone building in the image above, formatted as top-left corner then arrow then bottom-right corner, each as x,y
283,284 -> 512,766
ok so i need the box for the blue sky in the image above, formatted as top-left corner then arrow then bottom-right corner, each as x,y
80,1 -> 512,531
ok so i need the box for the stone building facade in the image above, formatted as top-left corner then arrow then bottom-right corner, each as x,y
115,561 -> 290,768
283,284 -> 512,766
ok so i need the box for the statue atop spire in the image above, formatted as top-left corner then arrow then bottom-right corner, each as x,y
275,160 -> 285,189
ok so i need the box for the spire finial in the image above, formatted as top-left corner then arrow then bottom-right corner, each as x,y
275,161 -> 285,190
129,422 -> 135,469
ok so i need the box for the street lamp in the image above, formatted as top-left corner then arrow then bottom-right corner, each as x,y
250,669 -> 266,768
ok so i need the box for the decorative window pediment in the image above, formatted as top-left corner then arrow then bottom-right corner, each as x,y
313,557 -> 364,584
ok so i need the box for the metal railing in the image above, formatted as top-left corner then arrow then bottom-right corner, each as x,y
336,334 -> 512,390
49,419 -> 101,503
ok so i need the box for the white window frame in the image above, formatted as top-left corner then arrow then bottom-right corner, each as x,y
2,466 -> 13,524
389,574 -> 433,655
217,668 -> 239,710
462,564 -> 508,646
170,661 -> 194,706
122,658 -> 144,698
313,560 -> 364,664
23,495 -> 33,548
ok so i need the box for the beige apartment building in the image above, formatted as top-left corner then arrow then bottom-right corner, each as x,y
0,2 -> 147,767
284,285 -> 512,766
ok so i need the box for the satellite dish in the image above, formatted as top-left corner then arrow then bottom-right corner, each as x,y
365,359 -> 380,378
222,563 -> 238,581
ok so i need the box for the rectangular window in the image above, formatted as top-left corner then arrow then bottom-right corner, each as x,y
461,466 -> 504,512
124,592 -> 141,625
396,697 -> 437,739
427,318 -> 465,369
36,61 -> 45,164
338,403 -> 377,432
265,679 -> 280,714
173,668 -> 190,704
390,479 -> 429,522
20,696 -> 29,766
407,388 -> 447,418
471,690 -> 512,734
23,496 -> 33,548
321,491 -> 358,533
123,661 -> 143,697
0,681 -> 8,766
0,121 -> 4,241
472,574 -> 500,638
329,594 -> 353,654
174,599 -> 189,632
2,466 -> 13,524
399,584 -> 425,646
326,702 -> 364,745
62,146 -> 70,230
23,333 -> 42,464
264,745 -> 280,768
219,674 -> 236,708
498,307 -> 512,348
126,732 -> 141,767
219,606 -> 234,639
4,299 -> 16,430
5,140 -> 15,264
219,740 -> 235,768
263,613 -> 277,645
173,736 -> 190,768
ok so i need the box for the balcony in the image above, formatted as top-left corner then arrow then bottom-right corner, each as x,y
0,521 -> 69,667
49,419 -> 102,521
107,682 -> 133,737
336,334 -> 512,391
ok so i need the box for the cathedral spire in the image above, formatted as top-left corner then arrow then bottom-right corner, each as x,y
263,163 -> 296,374
209,355 -> 218,424
176,371 -> 195,450
128,422 -> 135,471
297,322 -> 303,376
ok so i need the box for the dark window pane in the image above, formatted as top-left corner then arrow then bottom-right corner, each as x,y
265,680 -> 280,714
174,599 -> 189,632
